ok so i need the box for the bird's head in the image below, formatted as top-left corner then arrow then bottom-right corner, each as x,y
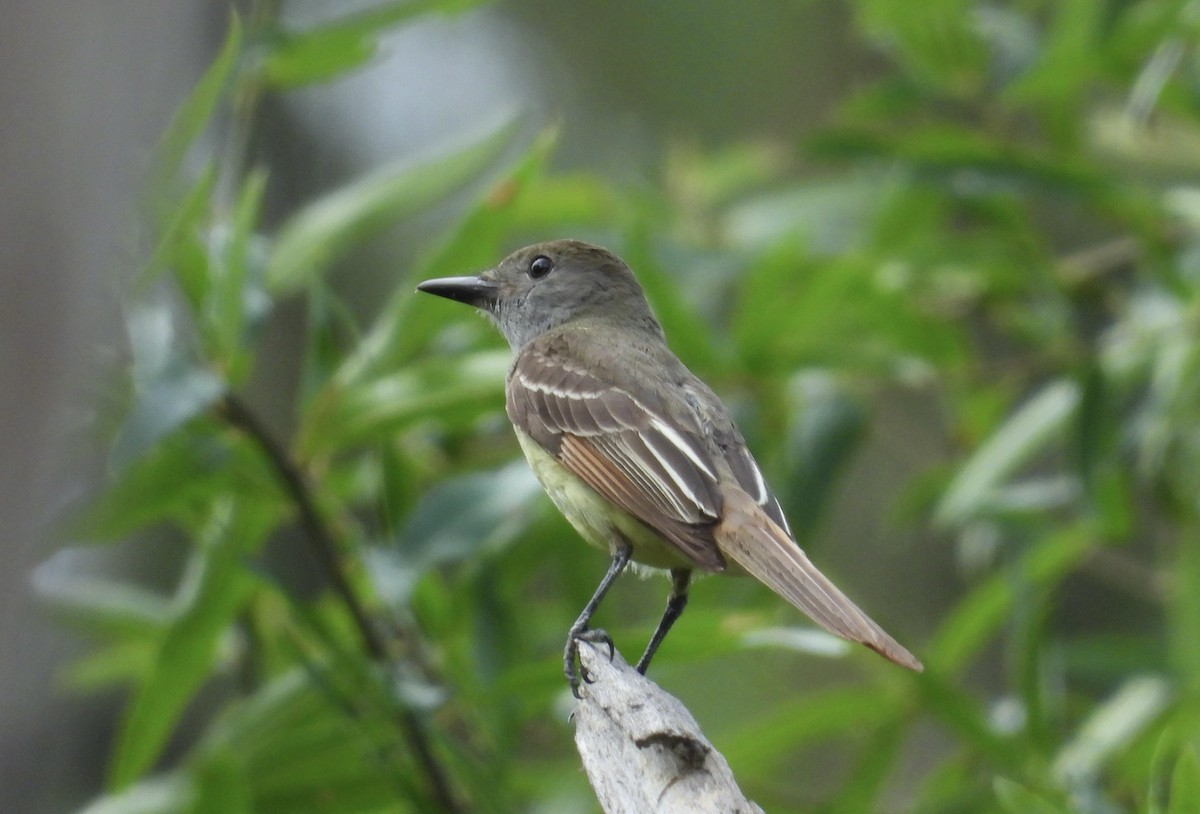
417,239 -> 662,349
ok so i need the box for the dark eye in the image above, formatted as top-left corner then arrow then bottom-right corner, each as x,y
528,255 -> 554,279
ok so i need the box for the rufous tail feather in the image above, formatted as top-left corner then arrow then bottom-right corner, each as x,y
716,484 -> 923,672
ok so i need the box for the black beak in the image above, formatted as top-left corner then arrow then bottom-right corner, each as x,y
415,275 -> 500,309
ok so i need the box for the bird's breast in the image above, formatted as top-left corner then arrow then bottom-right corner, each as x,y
512,428 -> 694,570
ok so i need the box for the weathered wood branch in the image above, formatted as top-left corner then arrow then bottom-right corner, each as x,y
572,641 -> 765,814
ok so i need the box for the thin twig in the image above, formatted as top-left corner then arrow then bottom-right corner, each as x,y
220,393 -> 382,654
217,393 -> 462,814
1056,236 -> 1144,287
1082,547 -> 1167,604
1055,224 -> 1186,288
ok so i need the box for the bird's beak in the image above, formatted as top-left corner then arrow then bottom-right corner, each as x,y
416,275 -> 500,310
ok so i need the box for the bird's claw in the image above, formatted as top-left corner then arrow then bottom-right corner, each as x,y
578,627 -> 615,658
564,627 -> 614,698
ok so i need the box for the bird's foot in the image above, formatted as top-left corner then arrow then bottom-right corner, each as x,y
564,626 -> 614,698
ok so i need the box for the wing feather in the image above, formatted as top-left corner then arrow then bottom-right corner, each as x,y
509,347 -> 725,570
725,443 -> 792,535
506,337 -> 922,670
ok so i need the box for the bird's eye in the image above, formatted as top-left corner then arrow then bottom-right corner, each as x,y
528,255 -> 554,279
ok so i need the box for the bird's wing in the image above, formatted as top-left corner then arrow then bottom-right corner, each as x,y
693,384 -> 793,537
507,344 -> 727,570
509,340 -> 923,670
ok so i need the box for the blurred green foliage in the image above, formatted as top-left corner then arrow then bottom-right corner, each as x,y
45,0 -> 1200,812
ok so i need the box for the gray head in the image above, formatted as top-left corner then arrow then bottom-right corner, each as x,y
416,239 -> 664,349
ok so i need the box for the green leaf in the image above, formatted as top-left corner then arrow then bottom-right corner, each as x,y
137,164 -> 218,290
1052,675 -> 1172,788
261,28 -> 376,89
741,626 -> 852,659
65,641 -> 159,691
621,234 -> 721,371
722,686 -> 896,775
73,431 -> 274,543
810,123 -> 1110,196
197,670 -> 426,814
732,240 -> 816,370
1169,748 -> 1200,814
188,753 -> 252,814
1149,729 -> 1179,814
723,173 -> 884,253
127,300 -> 177,385
111,363 -> 224,470
916,671 -> 1023,771
781,372 -> 868,539
368,462 -> 542,606
33,572 -> 171,640
110,302 -> 227,470
149,14 -> 242,200
1169,527 -> 1200,692
334,124 -> 560,385
33,570 -> 173,690
927,523 -> 1094,675
109,500 -> 270,789
666,140 -> 790,211
856,0 -> 987,95
262,0 -> 488,88
994,777 -> 1065,814
209,167 -> 269,381
397,462 -> 542,568
1075,364 -> 1125,527
827,723 -> 905,814
1005,0 -> 1102,108
301,349 -> 509,455
935,379 -> 1080,526
732,234 -> 965,376
79,776 -> 192,814
265,117 -> 518,293
506,172 -> 618,230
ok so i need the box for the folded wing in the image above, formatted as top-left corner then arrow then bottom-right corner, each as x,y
508,346 -> 727,570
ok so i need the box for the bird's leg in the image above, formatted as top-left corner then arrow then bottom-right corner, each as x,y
634,568 -> 691,675
565,545 -> 631,698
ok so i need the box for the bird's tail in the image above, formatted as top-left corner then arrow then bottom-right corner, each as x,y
716,485 -> 923,672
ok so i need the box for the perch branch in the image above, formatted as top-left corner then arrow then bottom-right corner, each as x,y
573,641 -> 765,814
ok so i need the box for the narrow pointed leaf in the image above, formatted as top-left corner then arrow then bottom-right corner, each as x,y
1169,748 -> 1200,814
265,117 -> 518,293
936,380 -> 1080,526
108,501 -> 270,789
928,524 -> 1094,674
994,777 -> 1065,814
149,14 -> 242,198
1052,675 -> 1171,787
262,0 -> 488,88
334,125 -> 559,385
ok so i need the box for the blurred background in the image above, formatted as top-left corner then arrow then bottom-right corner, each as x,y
4,1 -> 1199,812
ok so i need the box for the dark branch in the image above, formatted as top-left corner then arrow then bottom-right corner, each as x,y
216,392 -> 462,814
219,393 -> 383,655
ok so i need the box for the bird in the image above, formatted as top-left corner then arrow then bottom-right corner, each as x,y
417,239 -> 922,695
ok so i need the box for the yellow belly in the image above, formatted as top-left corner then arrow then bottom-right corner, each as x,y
514,429 -> 692,570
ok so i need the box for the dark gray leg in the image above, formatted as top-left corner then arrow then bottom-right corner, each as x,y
635,568 -> 691,675
565,546 -> 631,697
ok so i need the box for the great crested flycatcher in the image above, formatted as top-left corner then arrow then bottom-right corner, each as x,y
418,239 -> 922,694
